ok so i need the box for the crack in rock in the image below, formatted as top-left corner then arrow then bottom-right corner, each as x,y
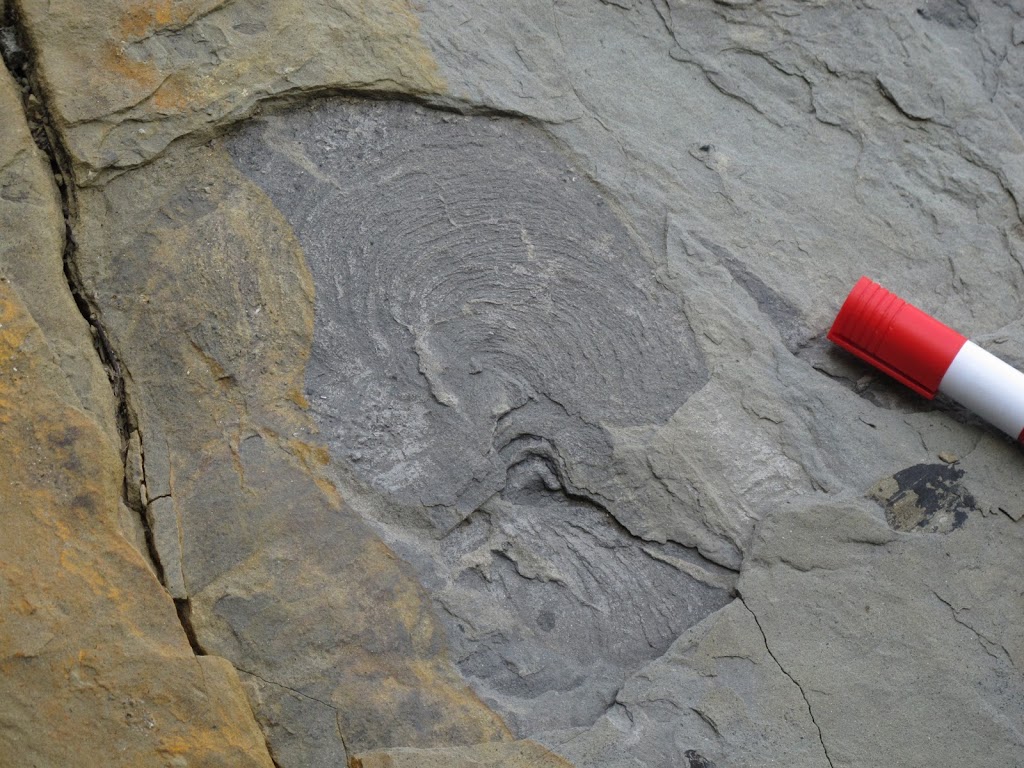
2,0 -> 204,662
740,596 -> 835,768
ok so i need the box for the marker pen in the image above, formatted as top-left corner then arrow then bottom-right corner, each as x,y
828,276 -> 1024,443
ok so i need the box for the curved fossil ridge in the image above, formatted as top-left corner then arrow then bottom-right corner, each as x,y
229,98 -> 707,521
227,98 -> 724,733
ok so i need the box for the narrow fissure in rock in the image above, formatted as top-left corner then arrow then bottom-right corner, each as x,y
0,4 -> 184,640
739,595 -> 836,768
0,6 -> 128,439
174,598 -> 207,656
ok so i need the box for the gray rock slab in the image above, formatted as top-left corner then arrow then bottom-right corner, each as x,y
738,498 -> 1024,767
417,0 -> 1024,341
960,434 -> 1024,521
914,0 -> 1024,137
408,2 -> 1024,763
539,495 -> 1024,767
224,2 -> 1024,757
228,98 -> 736,734
408,0 -> 1024,563
36,0 -> 1024,763
540,599 -> 829,768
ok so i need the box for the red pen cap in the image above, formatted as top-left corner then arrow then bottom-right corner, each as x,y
827,277 -> 967,398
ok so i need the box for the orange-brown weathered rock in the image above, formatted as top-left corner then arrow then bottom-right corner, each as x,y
11,0 -> 444,184
0,64 -> 115,443
0,64 -> 274,768
0,281 -> 275,768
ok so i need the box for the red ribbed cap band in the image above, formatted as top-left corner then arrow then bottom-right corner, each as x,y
827,277 -> 967,399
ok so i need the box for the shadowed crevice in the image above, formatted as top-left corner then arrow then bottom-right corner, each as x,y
1,0 -> 193,652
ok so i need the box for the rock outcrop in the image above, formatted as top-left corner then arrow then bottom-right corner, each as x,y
2,1 -> 1023,766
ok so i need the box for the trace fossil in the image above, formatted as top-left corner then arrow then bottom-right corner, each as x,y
229,98 -> 732,732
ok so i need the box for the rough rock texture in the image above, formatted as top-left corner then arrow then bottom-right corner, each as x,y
405,2 -> 1024,761
0,67 -> 273,768
353,740 -> 574,768
548,499 -> 1024,767
229,101 -> 708,525
545,600 -> 828,768
72,140 -> 510,766
0,61 -> 114,443
738,499 -> 1024,767
417,0 -> 1024,341
12,0 -> 443,183
4,0 -> 1024,766
229,99 -> 736,733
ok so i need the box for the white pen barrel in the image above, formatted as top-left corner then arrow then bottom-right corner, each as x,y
938,341 -> 1024,442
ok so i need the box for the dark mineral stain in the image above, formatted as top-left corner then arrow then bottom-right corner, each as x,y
870,463 -> 976,534
48,424 -> 81,449
537,609 -> 556,632
684,749 -> 717,768
70,493 -> 96,514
